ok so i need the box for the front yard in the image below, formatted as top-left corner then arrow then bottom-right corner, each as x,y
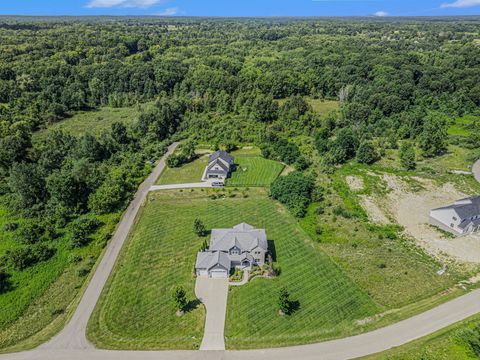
88,188 -> 379,349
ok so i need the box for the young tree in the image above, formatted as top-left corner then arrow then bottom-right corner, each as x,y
399,142 -> 416,170
356,141 -> 380,165
278,287 -> 291,315
172,286 -> 187,315
0,268 -> 12,294
193,218 -> 207,237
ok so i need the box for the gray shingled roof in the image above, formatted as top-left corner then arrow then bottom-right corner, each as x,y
195,251 -> 231,271
207,159 -> 229,173
209,223 -> 268,253
209,150 -> 234,165
458,218 -> 480,230
432,196 -> 480,220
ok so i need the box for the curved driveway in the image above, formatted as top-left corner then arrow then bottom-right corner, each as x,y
1,147 -> 480,359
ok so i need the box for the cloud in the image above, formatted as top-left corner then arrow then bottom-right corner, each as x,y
372,11 -> 389,17
156,7 -> 179,16
86,0 -> 164,8
441,0 -> 480,8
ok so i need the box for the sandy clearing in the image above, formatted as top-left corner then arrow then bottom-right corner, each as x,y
382,174 -> 480,264
359,196 -> 390,225
346,175 -> 364,191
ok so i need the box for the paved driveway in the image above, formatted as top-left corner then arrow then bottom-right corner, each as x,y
150,182 -> 213,191
195,277 -> 229,351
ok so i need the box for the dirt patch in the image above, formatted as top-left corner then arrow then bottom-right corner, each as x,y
280,165 -> 295,177
346,176 -> 364,191
382,175 -> 480,264
359,196 -> 390,225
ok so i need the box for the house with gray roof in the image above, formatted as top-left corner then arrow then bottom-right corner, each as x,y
429,196 -> 480,236
195,223 -> 268,278
203,150 -> 234,181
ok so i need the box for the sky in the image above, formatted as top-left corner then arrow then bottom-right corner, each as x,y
0,0 -> 480,17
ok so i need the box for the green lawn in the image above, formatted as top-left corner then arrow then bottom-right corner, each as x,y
89,188 -> 379,349
156,150 -> 284,187
156,155 -> 209,185
34,105 -> 143,140
226,156 -> 284,187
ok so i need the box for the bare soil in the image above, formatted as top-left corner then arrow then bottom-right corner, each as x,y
380,174 -> 480,265
346,175 -> 364,191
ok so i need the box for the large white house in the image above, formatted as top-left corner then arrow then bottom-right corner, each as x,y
195,223 -> 268,278
429,196 -> 480,236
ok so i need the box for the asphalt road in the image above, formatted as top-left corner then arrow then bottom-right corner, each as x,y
1,144 -> 480,359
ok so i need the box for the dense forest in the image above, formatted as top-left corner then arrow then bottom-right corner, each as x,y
0,16 -> 479,348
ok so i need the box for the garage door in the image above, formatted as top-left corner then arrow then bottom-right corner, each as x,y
210,270 -> 227,278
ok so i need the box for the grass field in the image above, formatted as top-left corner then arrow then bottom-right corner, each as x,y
0,198 -> 120,352
226,156 -> 284,187
364,314 -> 480,360
277,97 -> 339,118
156,147 -> 284,187
89,188 -> 379,349
308,98 -> 339,116
34,105 -> 142,139
448,115 -> 479,137
156,155 -> 209,185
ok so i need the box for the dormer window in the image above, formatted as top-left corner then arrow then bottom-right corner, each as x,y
453,216 -> 457,221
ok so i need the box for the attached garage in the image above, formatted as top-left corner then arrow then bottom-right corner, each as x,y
210,269 -> 228,278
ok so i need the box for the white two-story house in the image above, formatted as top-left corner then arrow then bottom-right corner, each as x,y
429,196 -> 480,236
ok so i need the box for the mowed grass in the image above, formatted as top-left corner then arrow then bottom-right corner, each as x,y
224,192 -> 378,349
156,155 -> 208,185
88,191 -> 207,350
34,105 -> 142,139
226,156 -> 284,187
88,189 -> 378,350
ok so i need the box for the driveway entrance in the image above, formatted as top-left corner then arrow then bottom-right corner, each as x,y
194,277 -> 229,350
